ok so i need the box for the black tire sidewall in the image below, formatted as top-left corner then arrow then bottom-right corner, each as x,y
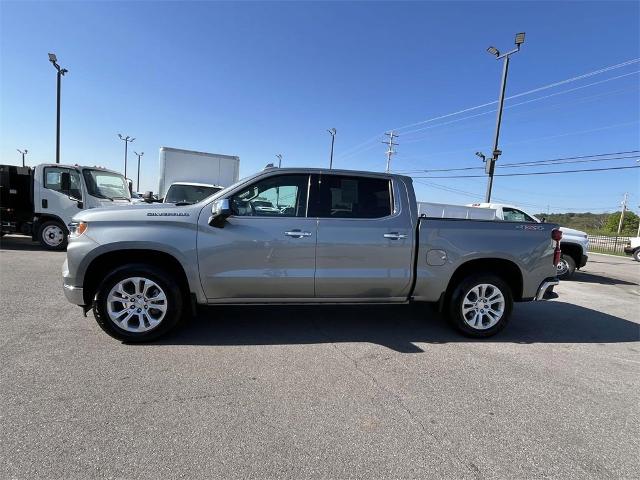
447,274 -> 513,338
93,264 -> 183,342
38,220 -> 68,251
557,254 -> 576,279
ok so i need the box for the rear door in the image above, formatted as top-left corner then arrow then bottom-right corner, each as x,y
197,173 -> 317,300
313,173 -> 414,300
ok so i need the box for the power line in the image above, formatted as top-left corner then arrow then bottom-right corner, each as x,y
394,151 -> 640,173
337,58 -> 640,160
392,58 -> 640,133
410,165 -> 640,179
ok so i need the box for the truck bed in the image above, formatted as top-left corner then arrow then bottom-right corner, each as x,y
412,217 -> 557,302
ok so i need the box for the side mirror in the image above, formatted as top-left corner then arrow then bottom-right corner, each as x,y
208,198 -> 231,227
142,191 -> 154,203
60,171 -> 71,192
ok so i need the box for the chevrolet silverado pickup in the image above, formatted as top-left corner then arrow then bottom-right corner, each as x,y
62,168 -> 561,342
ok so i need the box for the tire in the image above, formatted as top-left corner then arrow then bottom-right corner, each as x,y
38,220 -> 68,251
556,254 -> 576,279
633,249 -> 640,262
93,263 -> 184,342
447,274 -> 513,338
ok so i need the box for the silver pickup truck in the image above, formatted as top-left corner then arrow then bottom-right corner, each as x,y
62,168 -> 561,342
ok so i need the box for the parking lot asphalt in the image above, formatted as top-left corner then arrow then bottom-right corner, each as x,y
1,235 -> 639,479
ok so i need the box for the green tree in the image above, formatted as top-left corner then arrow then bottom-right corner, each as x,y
604,211 -> 640,236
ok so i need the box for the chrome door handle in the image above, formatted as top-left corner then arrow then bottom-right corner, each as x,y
383,232 -> 408,240
284,230 -> 312,238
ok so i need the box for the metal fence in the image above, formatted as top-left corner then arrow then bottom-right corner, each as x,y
587,235 -> 631,255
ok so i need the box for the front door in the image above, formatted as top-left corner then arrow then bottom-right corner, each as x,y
313,173 -> 414,299
40,166 -> 83,225
197,173 -> 317,301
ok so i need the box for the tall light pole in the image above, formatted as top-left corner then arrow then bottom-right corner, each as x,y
48,53 -> 68,164
478,32 -> 525,202
275,154 -> 282,168
17,149 -> 28,167
134,151 -> 144,192
327,128 -> 337,169
118,134 -> 135,178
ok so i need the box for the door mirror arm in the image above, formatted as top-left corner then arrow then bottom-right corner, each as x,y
208,198 -> 232,228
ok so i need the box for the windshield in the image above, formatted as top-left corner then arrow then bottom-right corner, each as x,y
82,169 -> 130,200
164,184 -> 222,204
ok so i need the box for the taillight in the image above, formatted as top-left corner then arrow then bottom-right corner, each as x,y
551,229 -> 562,266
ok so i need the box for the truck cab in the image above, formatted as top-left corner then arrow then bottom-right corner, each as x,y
1,163 -> 131,250
469,202 -> 589,278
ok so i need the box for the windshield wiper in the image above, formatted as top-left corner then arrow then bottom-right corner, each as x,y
175,201 -> 193,206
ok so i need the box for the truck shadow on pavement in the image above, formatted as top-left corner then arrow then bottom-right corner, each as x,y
572,271 -> 638,286
154,302 -> 640,353
0,236 -> 45,251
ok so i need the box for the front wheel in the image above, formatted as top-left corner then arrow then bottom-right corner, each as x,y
633,249 -> 640,262
38,220 -> 68,250
447,274 -> 513,338
556,254 -> 576,279
93,264 -> 184,342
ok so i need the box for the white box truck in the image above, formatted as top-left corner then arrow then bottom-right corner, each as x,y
158,147 -> 240,203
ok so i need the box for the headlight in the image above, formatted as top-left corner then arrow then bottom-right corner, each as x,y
68,221 -> 88,237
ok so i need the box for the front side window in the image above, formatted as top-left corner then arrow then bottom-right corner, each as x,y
503,207 -> 535,222
315,175 -> 392,218
82,169 -> 130,200
230,174 -> 309,217
44,167 -> 82,200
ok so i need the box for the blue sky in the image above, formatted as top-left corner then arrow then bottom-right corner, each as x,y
1,0 -> 638,213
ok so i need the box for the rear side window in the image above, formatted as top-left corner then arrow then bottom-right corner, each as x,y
314,175 -> 392,218
503,207 -> 535,222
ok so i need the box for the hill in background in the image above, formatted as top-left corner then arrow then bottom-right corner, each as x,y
536,211 -> 639,236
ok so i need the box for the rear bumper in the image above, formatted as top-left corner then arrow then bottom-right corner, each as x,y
623,246 -> 634,254
535,277 -> 559,301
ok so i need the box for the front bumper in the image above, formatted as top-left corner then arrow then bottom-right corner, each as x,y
62,258 -> 85,305
63,284 -> 85,305
623,246 -> 634,254
578,254 -> 588,268
535,277 -> 559,301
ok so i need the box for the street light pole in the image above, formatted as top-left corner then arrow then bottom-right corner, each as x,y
48,53 -> 68,164
118,134 -> 135,178
17,149 -> 28,167
134,151 -> 144,192
327,128 -> 337,169
481,33 -> 525,202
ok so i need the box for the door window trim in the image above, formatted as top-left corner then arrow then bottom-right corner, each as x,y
228,173 -> 312,219
43,166 -> 83,201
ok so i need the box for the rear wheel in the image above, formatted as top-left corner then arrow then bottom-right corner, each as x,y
556,254 -> 576,279
633,249 -> 640,262
447,274 -> 513,338
93,264 -> 184,342
38,220 -> 68,251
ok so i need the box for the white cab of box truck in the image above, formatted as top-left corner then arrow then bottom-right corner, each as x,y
0,163 -> 131,250
468,202 -> 589,279
158,147 -> 240,200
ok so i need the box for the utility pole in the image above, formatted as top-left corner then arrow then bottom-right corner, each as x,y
276,154 -> 282,168
17,149 -> 28,167
617,192 -> 629,235
117,134 -> 135,178
383,131 -> 398,173
327,128 -> 337,169
48,53 -> 68,164
134,151 -> 144,192
478,32 -> 526,202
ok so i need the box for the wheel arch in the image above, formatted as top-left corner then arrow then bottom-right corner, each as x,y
560,241 -> 583,266
82,249 -> 192,307
444,258 -> 524,303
